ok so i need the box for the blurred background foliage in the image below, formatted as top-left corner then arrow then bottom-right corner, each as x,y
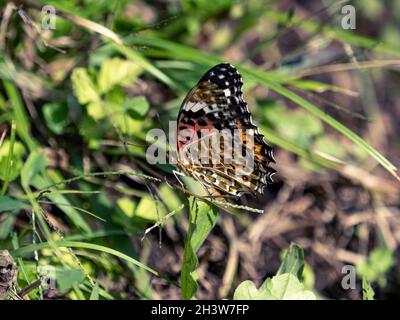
0,0 -> 400,299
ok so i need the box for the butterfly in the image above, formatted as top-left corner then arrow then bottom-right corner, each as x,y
176,63 -> 276,202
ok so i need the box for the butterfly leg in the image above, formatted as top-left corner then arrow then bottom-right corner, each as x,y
172,169 -> 186,189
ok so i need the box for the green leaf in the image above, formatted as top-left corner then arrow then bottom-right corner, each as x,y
362,277 -> 375,300
87,101 -> 105,120
313,136 -> 346,159
159,184 -> 183,212
0,212 -> 16,240
57,268 -> 86,294
0,196 -> 29,212
42,103 -> 69,134
263,103 -> 323,149
234,274 -> 316,300
3,81 -> 37,151
71,68 -> 101,105
181,239 -> 198,300
12,240 -> 161,278
112,42 -> 178,89
277,243 -> 304,280
89,282 -> 100,300
187,198 -> 219,252
117,197 -> 136,218
233,280 -> 267,300
262,274 -> 316,300
135,196 -> 165,221
124,96 -> 149,120
356,247 -> 395,284
98,58 -> 142,94
20,151 -> 47,188
0,121 -> 16,195
181,197 -> 219,299
0,140 -> 25,182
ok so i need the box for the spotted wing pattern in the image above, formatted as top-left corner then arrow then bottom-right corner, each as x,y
176,63 -> 275,200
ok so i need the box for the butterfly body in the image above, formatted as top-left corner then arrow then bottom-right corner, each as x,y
176,64 -> 276,201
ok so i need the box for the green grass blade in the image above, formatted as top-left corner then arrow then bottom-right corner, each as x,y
12,241 -> 162,278
3,80 -> 36,151
89,282 -> 100,300
1,120 -> 16,195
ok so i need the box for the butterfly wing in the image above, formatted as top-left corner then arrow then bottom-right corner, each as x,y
176,63 -> 275,199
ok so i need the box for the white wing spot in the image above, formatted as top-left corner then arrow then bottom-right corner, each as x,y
190,101 -> 208,113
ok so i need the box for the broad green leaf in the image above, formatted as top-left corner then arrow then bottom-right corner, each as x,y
0,196 -> 29,212
124,96 -> 149,120
88,86 -> 121,120
263,104 -> 323,149
87,101 -> 105,120
117,197 -> 136,218
181,198 -> 219,299
313,136 -> 346,159
233,280 -> 267,300
78,116 -> 108,148
71,68 -> 100,105
0,212 -> 15,239
181,239 -> 198,300
20,151 -> 47,188
180,175 -> 209,198
112,42 -> 178,89
277,243 -> 304,280
135,196 -> 165,221
187,198 -> 219,253
57,268 -> 86,294
356,247 -> 395,284
98,58 -> 142,94
234,274 -> 316,300
262,274 -> 316,300
42,102 -> 69,134
159,184 -> 183,212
